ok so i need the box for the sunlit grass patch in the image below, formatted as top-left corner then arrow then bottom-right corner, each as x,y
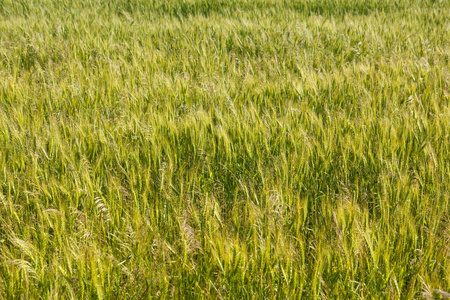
0,0 -> 449,298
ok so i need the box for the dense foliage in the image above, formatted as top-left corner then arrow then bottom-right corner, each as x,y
0,0 -> 449,298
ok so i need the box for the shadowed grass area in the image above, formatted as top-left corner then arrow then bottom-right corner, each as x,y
0,0 -> 449,298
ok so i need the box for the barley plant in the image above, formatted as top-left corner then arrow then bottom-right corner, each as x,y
0,0 -> 449,298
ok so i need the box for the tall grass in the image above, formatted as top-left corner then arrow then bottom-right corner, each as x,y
0,0 -> 449,298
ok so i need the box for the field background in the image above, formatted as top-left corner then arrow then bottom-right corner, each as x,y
0,0 -> 449,298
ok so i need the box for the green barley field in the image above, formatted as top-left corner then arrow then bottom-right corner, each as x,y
0,0 -> 449,298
